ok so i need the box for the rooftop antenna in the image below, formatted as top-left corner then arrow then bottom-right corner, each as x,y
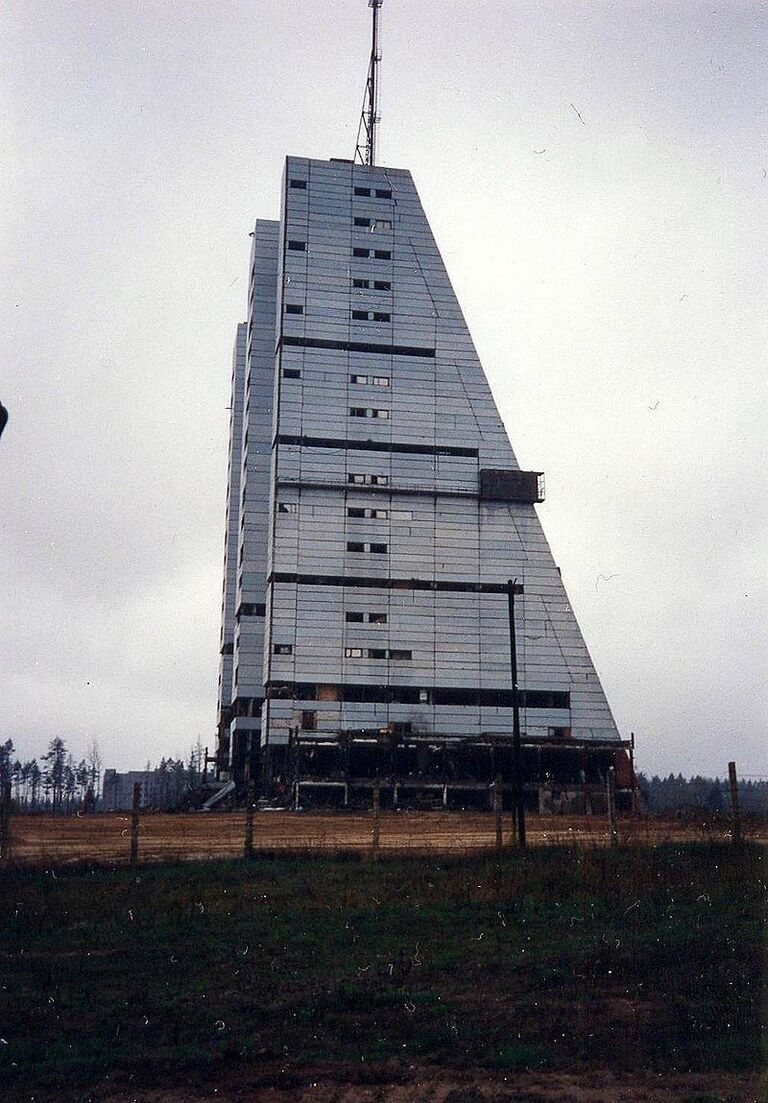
354,0 -> 383,166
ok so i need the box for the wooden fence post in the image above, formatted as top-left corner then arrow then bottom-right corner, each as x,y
0,782 -> 11,864
606,767 -> 618,848
244,781 -> 255,860
728,761 -> 742,847
493,775 -> 503,852
129,782 -> 141,866
371,781 -> 381,858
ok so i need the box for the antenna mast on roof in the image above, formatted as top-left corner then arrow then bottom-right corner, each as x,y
354,0 -> 383,166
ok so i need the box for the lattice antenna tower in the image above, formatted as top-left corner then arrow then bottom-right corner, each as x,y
354,0 -> 383,166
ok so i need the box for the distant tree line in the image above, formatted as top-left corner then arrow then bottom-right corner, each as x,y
0,737 -> 101,811
2,737 -> 211,813
637,772 -> 768,816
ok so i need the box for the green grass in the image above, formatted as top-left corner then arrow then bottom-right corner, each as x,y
0,843 -> 764,1100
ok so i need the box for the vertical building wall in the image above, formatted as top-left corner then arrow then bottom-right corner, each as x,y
217,222 -> 280,781
215,324 -> 247,772
217,157 -> 620,780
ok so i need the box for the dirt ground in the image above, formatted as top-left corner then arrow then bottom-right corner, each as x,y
5,809 -> 757,866
95,1064 -> 764,1103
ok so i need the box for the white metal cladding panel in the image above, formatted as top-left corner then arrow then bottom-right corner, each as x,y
231,219 -> 279,716
217,325 -> 248,729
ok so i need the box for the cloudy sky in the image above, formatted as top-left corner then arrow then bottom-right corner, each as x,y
2,1 -> 766,777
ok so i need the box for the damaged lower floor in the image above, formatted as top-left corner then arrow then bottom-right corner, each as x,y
226,728 -> 638,812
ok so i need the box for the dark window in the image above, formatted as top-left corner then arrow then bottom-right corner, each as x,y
347,541 -> 365,552
345,611 -> 365,622
374,250 -> 391,260
373,312 -> 390,322
354,186 -> 371,196
282,368 -> 301,378
354,217 -> 371,227
237,602 -> 266,618
301,710 -> 316,730
352,310 -> 369,320
221,642 -> 234,655
282,335 -> 435,358
273,644 -> 293,655
369,542 -> 388,554
349,407 -> 368,417
278,502 -> 297,513
389,649 -> 412,660
288,240 -> 306,251
285,304 -> 304,314
375,188 -> 392,199
374,280 -> 391,291
353,248 -> 370,258
289,179 -> 307,189
353,278 -> 370,288
368,612 -> 387,624
367,648 -> 387,659
347,507 -> 365,518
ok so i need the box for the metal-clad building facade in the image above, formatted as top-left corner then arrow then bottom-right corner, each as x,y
217,157 -> 620,784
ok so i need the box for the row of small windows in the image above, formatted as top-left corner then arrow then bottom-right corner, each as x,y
353,248 -> 391,259
350,373 -> 389,385
346,541 -> 387,554
349,406 -> 389,419
348,472 -> 388,485
281,371 -> 390,386
345,611 -> 387,624
286,305 -> 390,321
276,503 -> 411,521
355,186 -> 392,198
348,506 -> 412,520
344,648 -> 412,660
275,643 -> 411,661
353,279 -> 391,291
287,179 -> 392,200
354,217 -> 392,231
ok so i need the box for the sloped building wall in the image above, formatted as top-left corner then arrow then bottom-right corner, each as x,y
217,157 -> 620,781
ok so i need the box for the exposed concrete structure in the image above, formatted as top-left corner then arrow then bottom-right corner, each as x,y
216,157 -> 625,799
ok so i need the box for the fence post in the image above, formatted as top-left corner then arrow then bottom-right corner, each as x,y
371,780 -> 381,858
129,782 -> 141,866
0,782 -> 11,864
244,781 -> 255,860
728,761 -> 742,847
493,775 -> 503,852
606,767 -> 618,848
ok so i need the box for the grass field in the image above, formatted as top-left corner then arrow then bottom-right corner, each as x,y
1,843 -> 765,1102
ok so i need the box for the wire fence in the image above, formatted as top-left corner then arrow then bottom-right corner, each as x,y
1,807 -> 765,868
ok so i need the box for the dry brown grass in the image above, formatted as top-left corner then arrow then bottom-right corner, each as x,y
5,809 -> 758,866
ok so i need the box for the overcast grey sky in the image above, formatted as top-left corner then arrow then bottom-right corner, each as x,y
2,1 -> 766,777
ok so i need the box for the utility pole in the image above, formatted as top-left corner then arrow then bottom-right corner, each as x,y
129,782 -> 141,866
728,761 -> 742,847
507,579 -> 526,849
355,1 -> 384,166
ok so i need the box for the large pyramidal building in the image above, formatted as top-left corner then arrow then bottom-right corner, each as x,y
216,156 -> 625,801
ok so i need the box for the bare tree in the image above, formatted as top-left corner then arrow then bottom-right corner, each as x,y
86,739 -> 102,799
